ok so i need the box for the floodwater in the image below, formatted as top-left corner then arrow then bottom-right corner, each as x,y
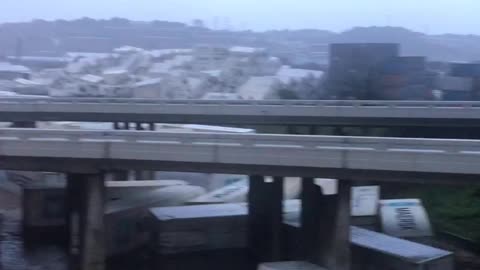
0,186 -> 68,270
1,187 -> 478,270
0,196 -> 253,270
0,210 -> 68,270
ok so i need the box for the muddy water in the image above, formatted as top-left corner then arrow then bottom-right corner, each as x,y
0,210 -> 68,270
0,209 -> 253,270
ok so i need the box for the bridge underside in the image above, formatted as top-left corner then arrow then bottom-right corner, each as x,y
1,156 -> 478,185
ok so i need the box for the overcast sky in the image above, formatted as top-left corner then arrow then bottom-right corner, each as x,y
1,0 -> 479,34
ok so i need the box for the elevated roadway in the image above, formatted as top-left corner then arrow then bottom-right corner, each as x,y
0,128 -> 479,184
2,98 -> 480,127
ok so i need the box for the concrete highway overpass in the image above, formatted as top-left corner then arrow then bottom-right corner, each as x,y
0,128 -> 479,185
2,128 -> 476,270
2,98 -> 480,127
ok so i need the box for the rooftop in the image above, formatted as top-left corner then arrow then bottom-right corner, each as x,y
229,46 -> 265,54
237,76 -> 277,100
276,65 -> 324,84
134,77 -> 163,87
80,74 -> 104,84
0,62 -> 30,73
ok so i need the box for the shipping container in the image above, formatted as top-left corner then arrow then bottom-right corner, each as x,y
283,218 -> 453,270
380,199 -> 433,239
350,226 -> 454,270
105,185 -> 205,256
148,200 -> 301,255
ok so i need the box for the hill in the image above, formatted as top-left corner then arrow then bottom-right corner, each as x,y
0,18 -> 479,62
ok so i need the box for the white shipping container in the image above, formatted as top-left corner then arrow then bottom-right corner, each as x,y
351,226 -> 453,270
380,199 -> 433,238
283,216 -> 453,270
351,186 -> 380,217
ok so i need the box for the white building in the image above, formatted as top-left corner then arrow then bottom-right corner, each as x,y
0,62 -> 31,80
132,78 -> 164,98
276,65 -> 324,84
103,69 -> 130,85
202,92 -> 242,100
237,76 -> 278,100
12,78 -> 50,95
193,46 -> 229,71
229,46 -> 266,57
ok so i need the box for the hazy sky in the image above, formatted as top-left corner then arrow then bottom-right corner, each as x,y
2,0 -> 479,34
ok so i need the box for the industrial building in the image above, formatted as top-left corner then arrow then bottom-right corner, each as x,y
328,43 -> 432,100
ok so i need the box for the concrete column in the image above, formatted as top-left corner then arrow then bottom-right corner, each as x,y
134,170 -> 155,180
140,171 -> 155,180
148,122 -> 155,131
113,122 -> 130,180
66,173 -> 106,270
286,126 -> 297,134
300,177 -> 321,261
66,174 -> 84,270
301,178 -> 351,270
80,174 -> 106,270
111,170 -> 129,181
135,122 -> 144,131
248,175 -> 284,262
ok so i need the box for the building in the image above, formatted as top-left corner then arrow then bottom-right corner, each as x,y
378,56 -> 430,100
8,56 -> 68,69
432,62 -> 480,100
202,92 -> 242,100
276,65 -> 324,84
102,68 -> 130,85
193,46 -> 229,71
12,78 -> 50,95
132,78 -> 164,98
0,62 -> 31,80
328,43 -> 399,99
237,76 -> 278,100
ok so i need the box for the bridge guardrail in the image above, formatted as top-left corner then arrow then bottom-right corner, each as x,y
2,97 -> 480,108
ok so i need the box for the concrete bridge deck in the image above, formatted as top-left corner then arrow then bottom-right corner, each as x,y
0,128 -> 479,184
2,98 -> 480,126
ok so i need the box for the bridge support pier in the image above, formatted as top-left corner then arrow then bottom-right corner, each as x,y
148,122 -> 155,131
66,173 -> 106,270
111,170 -> 129,181
301,178 -> 351,270
133,122 -> 156,179
248,175 -> 284,262
113,122 -> 131,180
